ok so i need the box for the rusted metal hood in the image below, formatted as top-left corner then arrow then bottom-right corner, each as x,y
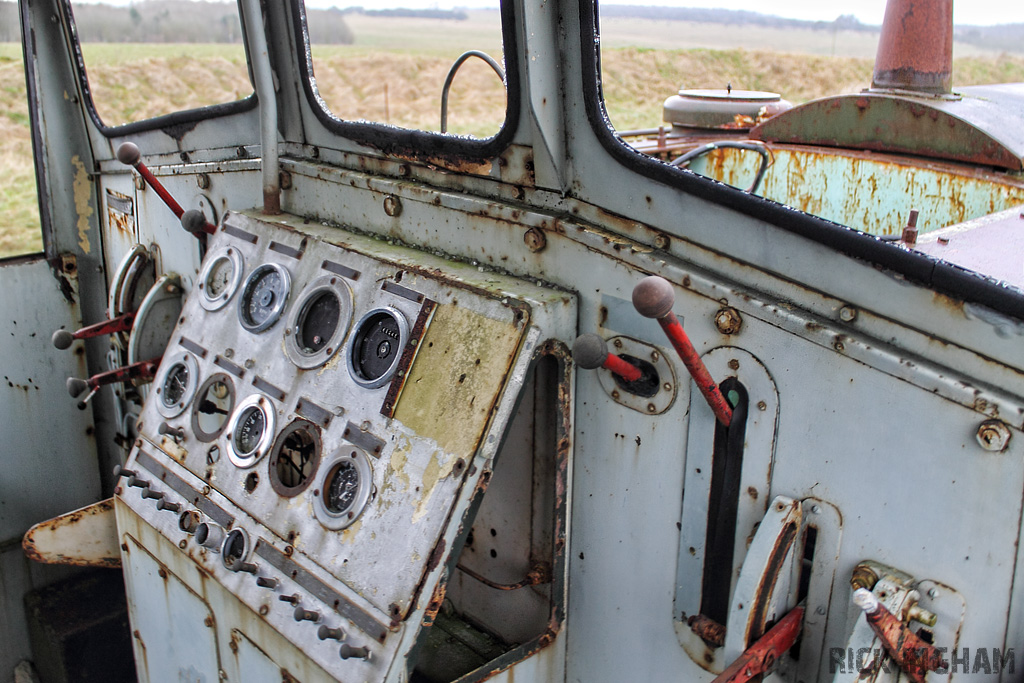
750,84 -> 1024,171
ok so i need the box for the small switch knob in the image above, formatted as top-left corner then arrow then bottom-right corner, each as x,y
318,625 -> 345,641
339,644 -> 371,661
157,499 -> 181,513
141,488 -> 164,500
294,606 -> 321,623
256,576 -> 279,590
279,593 -> 300,606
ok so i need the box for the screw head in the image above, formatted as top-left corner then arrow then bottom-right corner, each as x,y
714,308 -> 743,335
383,195 -> 402,217
524,227 -> 546,252
976,419 -> 1011,452
654,234 -> 670,250
928,588 -> 940,599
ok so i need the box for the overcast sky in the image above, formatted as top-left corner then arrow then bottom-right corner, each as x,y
71,1 -> 1024,27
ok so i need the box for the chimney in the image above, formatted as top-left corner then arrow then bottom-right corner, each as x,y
871,0 -> 953,94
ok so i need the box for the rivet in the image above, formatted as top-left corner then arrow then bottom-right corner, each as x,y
757,401 -> 767,411
647,403 -> 656,413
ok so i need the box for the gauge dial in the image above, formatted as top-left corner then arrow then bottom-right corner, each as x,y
269,420 -> 321,496
235,406 -> 266,456
238,263 -> 291,333
197,247 -> 244,312
155,351 -> 199,419
314,449 -> 373,530
347,307 -> 409,389
225,394 -> 276,467
191,373 -> 234,442
285,276 -> 354,369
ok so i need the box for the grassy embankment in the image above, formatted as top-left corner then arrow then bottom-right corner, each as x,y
2,12 -> 1024,257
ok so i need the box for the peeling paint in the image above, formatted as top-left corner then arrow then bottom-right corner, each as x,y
71,155 -> 93,254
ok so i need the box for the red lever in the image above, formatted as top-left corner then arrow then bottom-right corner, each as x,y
853,589 -> 947,683
712,605 -> 804,683
116,143 -> 216,237
52,312 -> 135,350
67,357 -> 161,409
632,275 -> 733,426
572,334 -> 643,382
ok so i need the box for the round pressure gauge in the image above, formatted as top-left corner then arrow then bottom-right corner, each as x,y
226,394 -> 276,467
285,276 -> 354,369
314,448 -> 373,530
347,307 -> 409,389
191,373 -> 235,442
238,263 -> 291,333
197,247 -> 244,312
154,351 -> 200,419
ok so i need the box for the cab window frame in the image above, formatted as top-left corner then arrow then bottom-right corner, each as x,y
60,0 -> 258,138
290,0 -> 520,162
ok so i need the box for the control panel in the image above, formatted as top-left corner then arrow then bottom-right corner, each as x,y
114,210 -> 574,680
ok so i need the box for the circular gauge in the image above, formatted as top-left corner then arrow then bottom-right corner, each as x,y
191,373 -> 235,442
155,351 -> 200,419
238,263 -> 291,333
314,448 -> 373,530
284,276 -> 354,369
198,247 -> 244,312
268,420 -> 321,497
225,394 -> 276,467
347,307 -> 409,389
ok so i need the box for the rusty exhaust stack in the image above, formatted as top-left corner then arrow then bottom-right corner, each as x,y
871,0 -> 953,94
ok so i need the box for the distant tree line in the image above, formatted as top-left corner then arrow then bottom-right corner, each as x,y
0,1 -> 354,44
599,5 -> 875,31
335,7 -> 468,20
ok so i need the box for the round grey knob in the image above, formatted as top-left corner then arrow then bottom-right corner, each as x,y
318,625 -> 345,641
632,276 -> 676,319
116,142 -> 141,166
181,210 -> 208,236
572,334 -> 609,370
52,329 -> 74,350
294,606 -> 320,623
67,377 -> 89,398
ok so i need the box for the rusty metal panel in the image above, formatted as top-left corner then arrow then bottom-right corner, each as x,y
688,145 -> 1024,237
751,87 -> 1024,171
23,498 -> 120,568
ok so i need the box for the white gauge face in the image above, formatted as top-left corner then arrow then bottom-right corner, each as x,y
225,394 -> 276,467
238,263 -> 291,333
155,351 -> 200,419
198,247 -> 244,312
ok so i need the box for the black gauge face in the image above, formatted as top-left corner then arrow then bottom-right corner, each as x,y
235,406 -> 266,456
239,264 -> 290,332
325,460 -> 361,515
297,291 -> 341,354
224,530 -> 246,565
161,363 -> 190,407
351,310 -> 403,384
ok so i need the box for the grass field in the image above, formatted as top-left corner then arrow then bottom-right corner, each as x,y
3,11 -> 1024,257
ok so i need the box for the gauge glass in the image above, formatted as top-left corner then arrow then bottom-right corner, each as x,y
269,420 -> 321,496
161,363 -> 189,407
297,291 -> 340,354
235,406 -> 266,456
198,247 -> 243,312
192,374 -> 234,442
348,307 -> 409,388
206,259 -> 233,298
326,460 -> 360,514
238,264 -> 290,333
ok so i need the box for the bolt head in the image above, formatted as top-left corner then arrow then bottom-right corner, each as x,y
839,306 -> 857,322
383,195 -> 402,217
715,308 -> 742,335
976,419 -> 1011,452
524,228 -> 546,252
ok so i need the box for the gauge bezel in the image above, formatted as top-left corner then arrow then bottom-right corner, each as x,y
313,447 -> 373,530
238,263 -> 292,333
225,394 -> 276,468
191,373 -> 236,442
197,246 -> 244,312
221,527 -> 250,571
284,275 -> 354,370
268,419 -> 322,497
154,350 -> 200,419
346,306 -> 410,389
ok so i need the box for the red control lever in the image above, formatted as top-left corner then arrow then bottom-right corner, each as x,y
712,605 -> 804,683
572,334 -> 643,382
632,275 -> 733,426
67,357 -> 161,410
853,589 -> 947,683
116,143 -> 216,237
52,312 -> 135,350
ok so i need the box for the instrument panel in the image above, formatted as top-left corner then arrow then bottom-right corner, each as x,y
116,210 -> 573,680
